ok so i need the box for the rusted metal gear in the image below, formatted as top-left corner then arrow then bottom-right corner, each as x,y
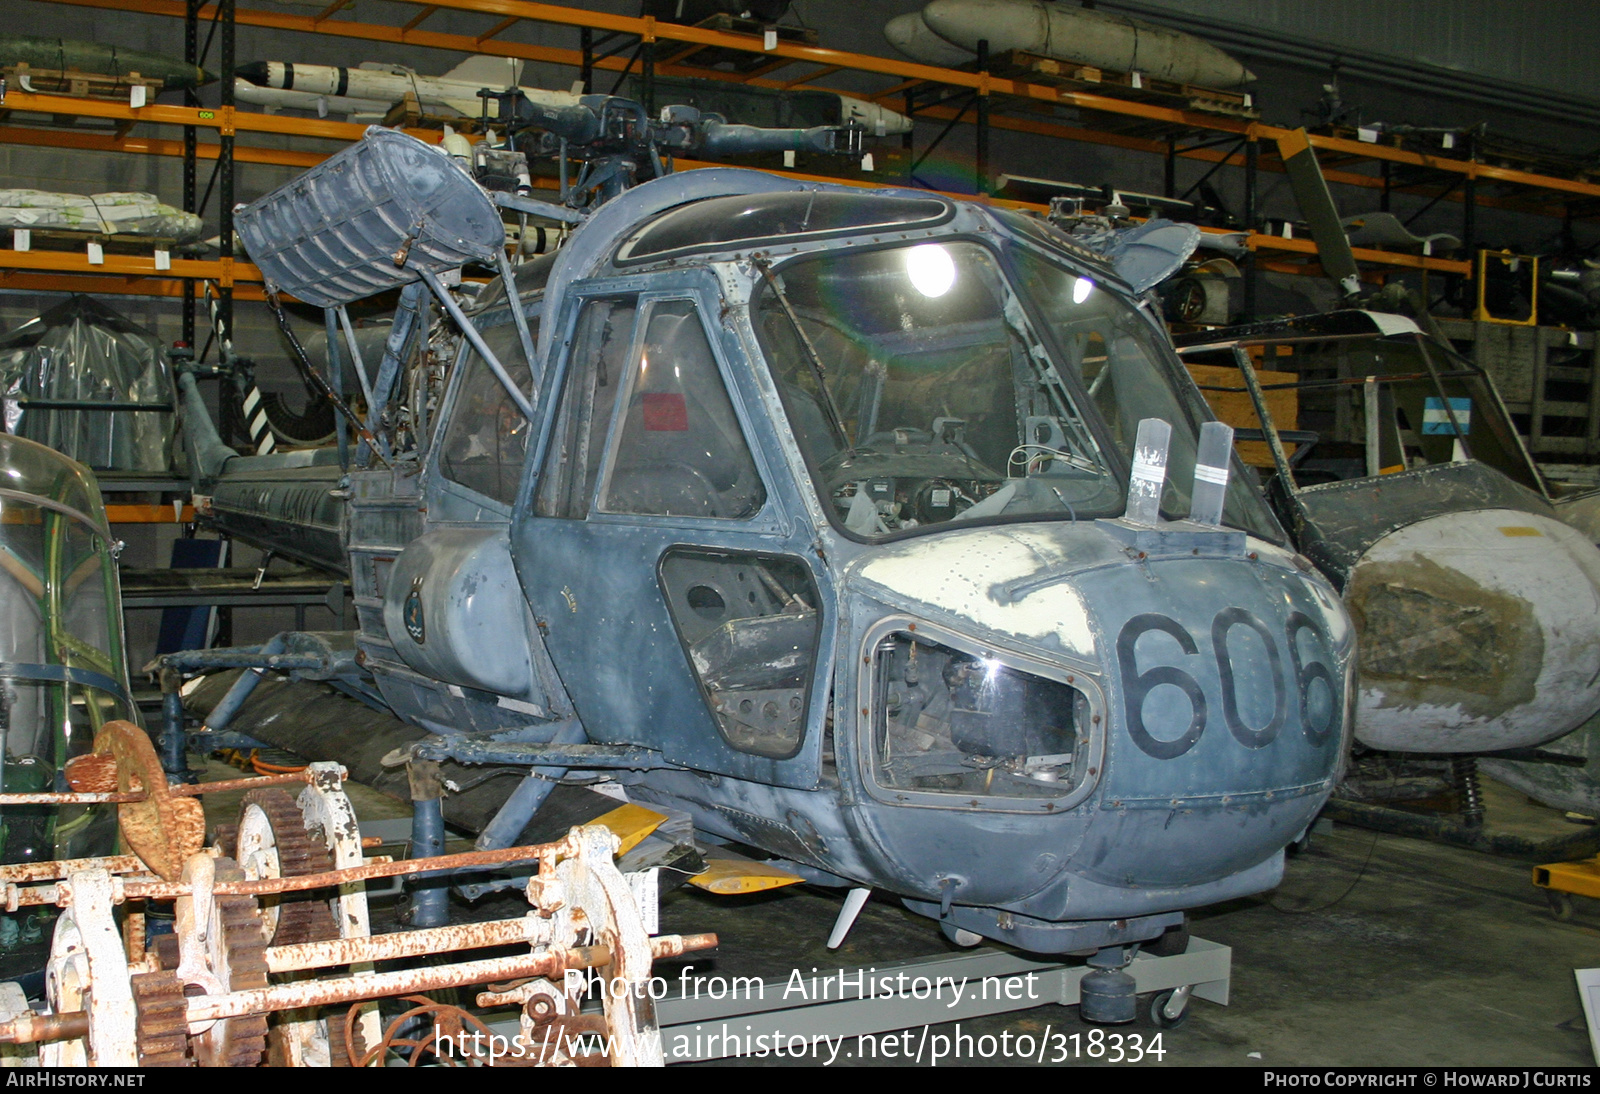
237,788 -> 339,945
92,721 -> 205,881
193,859 -> 271,1068
131,971 -> 192,1067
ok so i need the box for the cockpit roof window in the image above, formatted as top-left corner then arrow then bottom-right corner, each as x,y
616,191 -> 953,266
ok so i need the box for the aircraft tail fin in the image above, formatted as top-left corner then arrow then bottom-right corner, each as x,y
441,54 -> 523,88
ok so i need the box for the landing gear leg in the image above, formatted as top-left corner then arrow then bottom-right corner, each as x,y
1079,945 -> 1138,1024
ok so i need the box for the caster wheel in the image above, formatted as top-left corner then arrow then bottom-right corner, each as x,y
1545,889 -> 1574,922
1142,988 -> 1190,1030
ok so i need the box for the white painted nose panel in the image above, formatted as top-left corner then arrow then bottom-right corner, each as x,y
1349,510 -> 1600,752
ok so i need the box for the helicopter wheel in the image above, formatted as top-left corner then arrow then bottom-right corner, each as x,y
1140,987 -> 1191,1030
1141,919 -> 1190,958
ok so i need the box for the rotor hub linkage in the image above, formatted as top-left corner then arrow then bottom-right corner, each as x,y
0,721 -> 714,1066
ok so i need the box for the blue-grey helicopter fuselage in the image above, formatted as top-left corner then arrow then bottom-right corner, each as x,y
338,172 -> 1355,952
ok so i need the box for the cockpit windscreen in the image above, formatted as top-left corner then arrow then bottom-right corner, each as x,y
754,239 -> 1281,542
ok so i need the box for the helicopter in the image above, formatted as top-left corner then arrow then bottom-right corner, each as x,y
1171,310 -> 1600,845
0,434 -> 135,977
167,118 -> 1355,1024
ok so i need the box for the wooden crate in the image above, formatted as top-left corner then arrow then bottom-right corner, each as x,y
1185,361 -> 1298,468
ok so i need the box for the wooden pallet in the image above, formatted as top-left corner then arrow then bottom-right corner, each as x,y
379,93 -> 490,134
2,225 -> 188,257
660,14 -> 818,73
992,50 -> 1259,121
2,62 -> 164,103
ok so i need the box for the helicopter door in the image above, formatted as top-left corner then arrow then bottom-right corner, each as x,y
512,288 -> 825,788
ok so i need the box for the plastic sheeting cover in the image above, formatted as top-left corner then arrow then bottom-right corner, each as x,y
0,296 -> 174,471
0,190 -> 203,241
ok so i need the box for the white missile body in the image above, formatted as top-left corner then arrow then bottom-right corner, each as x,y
235,55 -> 913,135
886,0 -> 1255,88
234,56 -> 567,121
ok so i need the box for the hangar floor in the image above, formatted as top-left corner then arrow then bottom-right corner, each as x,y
649,776 -> 1600,1068
196,760 -> 1599,1068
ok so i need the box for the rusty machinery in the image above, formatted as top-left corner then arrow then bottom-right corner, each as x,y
0,720 -> 713,1066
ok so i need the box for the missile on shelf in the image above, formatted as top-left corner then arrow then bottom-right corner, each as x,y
885,0 -> 1255,89
234,55 -> 541,120
235,55 -> 912,135
0,33 -> 212,91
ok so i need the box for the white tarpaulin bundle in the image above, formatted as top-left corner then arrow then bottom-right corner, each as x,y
0,189 -> 203,241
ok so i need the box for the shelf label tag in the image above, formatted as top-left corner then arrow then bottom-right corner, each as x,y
12,229 -> 28,252
155,249 -> 171,271
861,153 -> 874,172
783,150 -> 796,168
129,84 -> 147,109
87,242 -> 104,265
764,29 -> 778,50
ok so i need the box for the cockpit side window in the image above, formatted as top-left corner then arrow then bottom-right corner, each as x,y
439,318 -> 536,506
535,297 -> 638,520
598,300 -> 766,520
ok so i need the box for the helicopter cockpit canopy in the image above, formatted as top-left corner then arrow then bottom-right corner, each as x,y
0,435 -> 131,863
648,202 -> 1287,545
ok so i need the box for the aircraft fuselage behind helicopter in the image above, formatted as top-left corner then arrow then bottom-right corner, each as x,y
250,155 -> 1359,955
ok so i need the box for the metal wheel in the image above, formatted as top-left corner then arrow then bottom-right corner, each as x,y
180,855 -> 270,1068
40,869 -> 137,1067
282,764 -> 381,1066
1545,888 -> 1575,921
236,787 -> 338,945
1141,987 -> 1191,1030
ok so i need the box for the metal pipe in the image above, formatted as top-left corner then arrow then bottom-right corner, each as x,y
418,268 -> 535,422
265,916 -> 561,973
175,371 -> 236,485
0,856 -> 143,884
1410,333 -> 1471,459
493,248 -> 540,399
166,768 -> 329,798
1324,800 -> 1600,860
325,307 -> 348,471
405,758 -> 449,928
0,792 -> 142,805
10,400 -> 174,412
197,633 -> 285,734
16,835 -> 586,907
0,1010 -> 89,1046
184,946 -> 612,1024
475,720 -> 583,852
160,682 -> 191,782
336,305 -> 377,410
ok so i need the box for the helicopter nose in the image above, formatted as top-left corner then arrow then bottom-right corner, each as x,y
1346,509 -> 1600,753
